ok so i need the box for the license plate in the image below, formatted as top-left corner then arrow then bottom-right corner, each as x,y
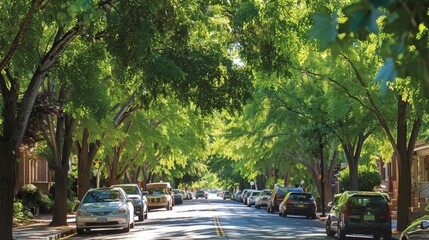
364,215 -> 375,221
298,204 -> 304,208
97,217 -> 107,222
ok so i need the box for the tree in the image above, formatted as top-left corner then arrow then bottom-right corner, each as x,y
0,1 -> 252,238
309,1 -> 429,230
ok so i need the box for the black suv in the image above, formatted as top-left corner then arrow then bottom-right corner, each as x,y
326,191 -> 391,240
267,186 -> 303,213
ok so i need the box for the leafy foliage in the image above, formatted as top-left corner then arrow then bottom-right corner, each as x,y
339,165 -> 381,191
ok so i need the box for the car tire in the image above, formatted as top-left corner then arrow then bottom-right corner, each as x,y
123,224 -> 130,233
76,228 -> 85,235
267,207 -> 270,213
144,207 -> 148,219
326,218 -> 335,237
131,221 -> 135,228
139,211 -> 144,221
337,227 -> 346,240
278,211 -> 282,217
383,230 -> 392,240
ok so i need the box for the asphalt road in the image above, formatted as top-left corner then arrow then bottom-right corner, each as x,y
66,194 -> 383,240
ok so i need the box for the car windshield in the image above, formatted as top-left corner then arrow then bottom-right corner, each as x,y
118,186 -> 140,195
349,195 -> 387,209
148,187 -> 167,195
197,191 -> 204,194
82,190 -> 123,203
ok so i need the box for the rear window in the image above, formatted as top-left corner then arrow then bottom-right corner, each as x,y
349,196 -> 387,209
289,193 -> 314,201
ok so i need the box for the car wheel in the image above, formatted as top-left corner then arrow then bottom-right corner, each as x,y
270,206 -> 275,213
76,228 -> 86,235
144,207 -> 148,219
278,210 -> 282,217
326,218 -> 335,237
139,211 -> 144,221
131,221 -> 135,229
383,230 -> 392,240
123,223 -> 130,233
267,206 -> 270,213
283,210 -> 287,217
337,227 -> 346,240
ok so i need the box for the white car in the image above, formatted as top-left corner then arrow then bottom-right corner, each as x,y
76,187 -> 135,234
254,189 -> 272,209
247,190 -> 262,207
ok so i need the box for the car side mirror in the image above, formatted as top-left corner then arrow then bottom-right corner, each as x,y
421,220 -> 429,229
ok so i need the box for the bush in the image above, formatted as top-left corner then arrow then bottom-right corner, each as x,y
16,184 -> 43,208
15,184 -> 53,214
339,165 -> 381,191
13,201 -> 25,220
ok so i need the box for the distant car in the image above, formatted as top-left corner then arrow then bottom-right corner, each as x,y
196,191 -> 208,199
247,190 -> 262,207
223,191 -> 232,200
232,190 -> 241,201
325,191 -> 391,240
172,189 -> 183,205
76,187 -> 135,234
267,186 -> 303,213
400,215 -> 429,240
112,184 -> 148,221
255,189 -> 272,209
278,192 -> 316,219
145,182 -> 173,211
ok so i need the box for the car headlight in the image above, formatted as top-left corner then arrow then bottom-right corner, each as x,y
77,207 -> 91,216
114,206 -> 128,214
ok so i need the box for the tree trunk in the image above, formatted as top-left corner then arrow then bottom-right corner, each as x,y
349,160 -> 359,190
76,128 -> 100,200
0,143 -> 18,240
50,111 -> 75,226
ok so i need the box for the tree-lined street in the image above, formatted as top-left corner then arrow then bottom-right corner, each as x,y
65,194 -> 393,240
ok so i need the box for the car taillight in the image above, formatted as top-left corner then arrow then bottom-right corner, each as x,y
286,200 -> 294,205
344,206 -> 349,220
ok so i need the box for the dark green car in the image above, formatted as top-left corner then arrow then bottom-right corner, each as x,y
325,191 -> 391,240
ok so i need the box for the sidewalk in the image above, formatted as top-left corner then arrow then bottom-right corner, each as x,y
13,214 -> 76,240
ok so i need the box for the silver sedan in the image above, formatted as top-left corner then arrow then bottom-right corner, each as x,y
76,187 -> 135,234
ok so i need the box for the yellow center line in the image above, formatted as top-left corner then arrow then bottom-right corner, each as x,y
209,200 -> 226,238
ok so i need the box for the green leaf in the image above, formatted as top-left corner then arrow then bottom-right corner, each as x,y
375,58 -> 398,94
344,2 -> 384,34
309,12 -> 338,50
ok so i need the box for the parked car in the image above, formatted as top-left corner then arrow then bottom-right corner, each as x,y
247,190 -> 262,207
195,190 -> 208,199
240,189 -> 251,203
232,190 -> 241,201
112,184 -> 148,221
325,193 -> 342,237
145,182 -> 173,211
400,215 -> 429,240
267,186 -> 303,213
172,189 -> 183,205
223,191 -> 232,200
325,191 -> 391,240
76,187 -> 135,234
278,192 -> 316,219
255,189 -> 272,209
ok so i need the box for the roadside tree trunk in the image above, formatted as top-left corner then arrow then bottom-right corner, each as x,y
75,128 -> 101,200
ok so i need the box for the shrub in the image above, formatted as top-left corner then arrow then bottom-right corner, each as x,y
339,165 -> 381,191
13,201 -> 25,220
15,184 -> 43,209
